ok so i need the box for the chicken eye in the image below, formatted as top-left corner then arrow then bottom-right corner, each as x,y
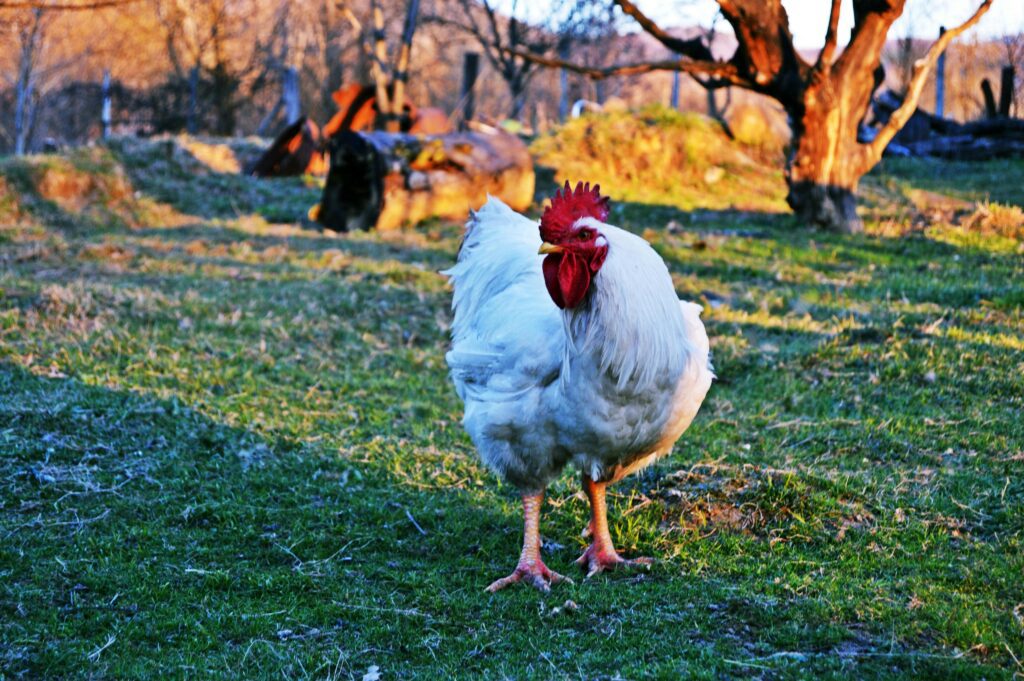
577,230 -> 592,241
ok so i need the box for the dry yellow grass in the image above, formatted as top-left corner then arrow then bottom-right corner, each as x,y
530,106 -> 788,213
960,201 -> 1024,239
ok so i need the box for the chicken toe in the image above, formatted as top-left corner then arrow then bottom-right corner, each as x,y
578,476 -> 653,578
576,544 -> 652,579
486,560 -> 570,593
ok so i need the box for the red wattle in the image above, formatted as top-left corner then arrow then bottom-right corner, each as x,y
542,255 -> 566,308
543,252 -> 591,309
558,252 -> 591,308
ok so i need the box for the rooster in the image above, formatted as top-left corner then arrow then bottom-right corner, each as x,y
444,182 -> 713,592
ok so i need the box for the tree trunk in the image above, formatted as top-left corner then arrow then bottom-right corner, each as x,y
783,66 -> 877,234
508,73 -> 526,120
210,65 -> 237,136
14,71 -> 33,156
786,179 -> 861,234
786,118 -> 865,234
14,9 -> 44,156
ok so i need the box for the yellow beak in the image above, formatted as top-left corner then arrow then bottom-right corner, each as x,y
538,242 -> 564,255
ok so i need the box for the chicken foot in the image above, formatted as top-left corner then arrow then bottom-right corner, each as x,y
577,477 -> 653,578
486,493 -> 571,593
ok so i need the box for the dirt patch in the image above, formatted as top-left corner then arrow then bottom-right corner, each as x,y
655,463 -> 875,539
0,147 -> 191,230
36,163 -> 133,213
725,102 -> 791,158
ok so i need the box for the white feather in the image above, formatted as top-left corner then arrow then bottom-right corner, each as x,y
444,198 -> 713,492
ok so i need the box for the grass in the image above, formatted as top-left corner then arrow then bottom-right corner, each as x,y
1,133 -> 1023,679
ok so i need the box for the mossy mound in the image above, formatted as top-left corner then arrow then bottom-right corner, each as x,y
530,105 -> 789,213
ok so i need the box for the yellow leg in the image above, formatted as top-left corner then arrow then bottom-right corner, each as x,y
487,493 -> 571,593
577,477 -> 652,577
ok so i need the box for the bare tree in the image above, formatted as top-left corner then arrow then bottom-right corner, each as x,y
507,0 -> 994,233
10,9 -> 47,154
426,0 -> 562,120
151,0 -> 263,135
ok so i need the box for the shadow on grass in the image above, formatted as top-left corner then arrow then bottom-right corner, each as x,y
0,360 -> 544,677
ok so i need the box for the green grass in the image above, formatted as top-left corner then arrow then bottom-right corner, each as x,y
1,141 -> 1023,679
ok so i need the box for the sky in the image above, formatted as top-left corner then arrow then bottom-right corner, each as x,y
500,0 -> 1023,48
666,0 -> 1024,48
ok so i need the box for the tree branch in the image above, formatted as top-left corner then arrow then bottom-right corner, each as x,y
613,0 -> 713,60
503,46 -> 748,86
835,0 -> 902,82
867,0 -> 994,161
0,0 -> 138,8
815,0 -> 842,70
425,13 -> 507,74
716,0 -> 807,99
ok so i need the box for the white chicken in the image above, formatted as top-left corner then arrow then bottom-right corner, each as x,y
444,182 -> 713,592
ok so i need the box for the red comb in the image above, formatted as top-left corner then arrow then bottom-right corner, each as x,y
540,181 -> 610,241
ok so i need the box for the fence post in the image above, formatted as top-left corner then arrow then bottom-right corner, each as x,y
461,52 -> 479,129
283,66 -> 300,125
101,70 -> 112,139
981,79 -> 998,118
670,71 -> 680,109
999,65 -> 1015,117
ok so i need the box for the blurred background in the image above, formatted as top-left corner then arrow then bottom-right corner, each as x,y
1,0 -> 1021,155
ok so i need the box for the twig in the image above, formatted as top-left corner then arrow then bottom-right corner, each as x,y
622,494 -> 653,516
723,658 -> 770,670
1004,642 -> 1023,671
331,602 -> 429,618
405,508 -> 427,535
87,633 -> 116,662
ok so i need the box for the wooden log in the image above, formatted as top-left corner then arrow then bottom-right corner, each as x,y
905,134 -> 1024,160
250,117 -> 326,177
315,127 -> 534,232
961,117 -> 1024,139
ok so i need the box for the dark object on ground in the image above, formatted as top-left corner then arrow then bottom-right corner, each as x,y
317,131 -> 387,232
313,126 -> 534,232
249,85 -> 452,179
249,118 -> 325,177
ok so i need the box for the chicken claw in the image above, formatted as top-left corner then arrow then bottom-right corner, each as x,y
578,476 -> 653,578
576,545 -> 652,579
486,560 -> 571,593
